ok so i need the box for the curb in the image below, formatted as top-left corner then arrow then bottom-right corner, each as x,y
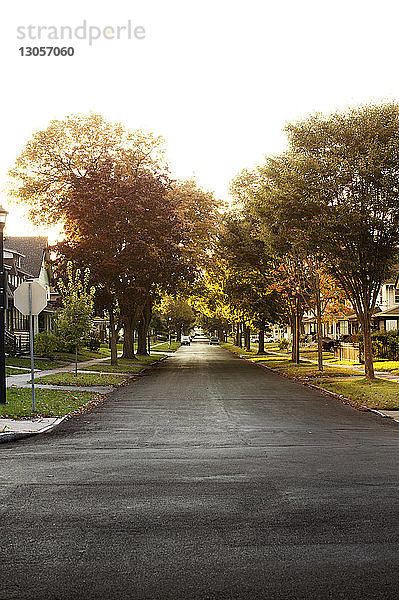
0,416 -> 68,444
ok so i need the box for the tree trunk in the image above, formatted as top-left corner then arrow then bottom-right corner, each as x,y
110,333 -> 118,366
290,312 -> 296,362
237,322 -> 243,348
245,325 -> 251,352
315,278 -> 323,372
292,296 -> 300,364
235,323 -> 240,347
137,319 -> 148,355
109,310 -> 118,366
258,318 -> 266,355
122,315 -> 136,359
295,297 -> 300,364
361,313 -> 375,379
137,299 -> 152,356
75,343 -> 78,376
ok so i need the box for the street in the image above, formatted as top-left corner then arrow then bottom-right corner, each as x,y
0,342 -> 398,600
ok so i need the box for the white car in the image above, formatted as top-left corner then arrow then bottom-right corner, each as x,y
181,335 -> 191,346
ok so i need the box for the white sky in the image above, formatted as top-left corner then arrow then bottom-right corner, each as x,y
2,0 -> 399,240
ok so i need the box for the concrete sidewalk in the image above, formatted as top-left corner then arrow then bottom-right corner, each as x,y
0,416 -> 66,442
6,353 -> 119,387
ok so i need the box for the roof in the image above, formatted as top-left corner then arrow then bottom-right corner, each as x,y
375,305 -> 399,318
4,236 -> 48,278
344,307 -> 382,321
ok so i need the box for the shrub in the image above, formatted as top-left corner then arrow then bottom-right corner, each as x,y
88,335 -> 101,352
34,332 -> 63,358
278,338 -> 289,351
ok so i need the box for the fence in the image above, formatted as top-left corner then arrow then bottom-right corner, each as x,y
359,338 -> 399,362
336,342 -> 360,362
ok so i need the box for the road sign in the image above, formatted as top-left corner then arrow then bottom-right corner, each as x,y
14,280 -> 47,316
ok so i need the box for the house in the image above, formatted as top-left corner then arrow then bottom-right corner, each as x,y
3,236 -> 58,352
301,277 -> 399,341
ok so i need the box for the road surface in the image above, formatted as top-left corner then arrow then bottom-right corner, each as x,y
0,342 -> 398,599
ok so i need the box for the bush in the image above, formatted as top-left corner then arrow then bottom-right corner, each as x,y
34,332 -> 64,358
88,335 -> 101,352
279,338 -> 289,351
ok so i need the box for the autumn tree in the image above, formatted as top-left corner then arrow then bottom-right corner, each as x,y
9,113 -> 189,363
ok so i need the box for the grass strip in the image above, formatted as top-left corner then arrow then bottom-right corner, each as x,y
1,388 -> 103,419
83,354 -> 166,374
253,356 -> 360,379
151,342 -> 181,352
6,367 -> 30,377
6,358 -> 68,370
34,372 -> 128,387
314,377 -> 399,410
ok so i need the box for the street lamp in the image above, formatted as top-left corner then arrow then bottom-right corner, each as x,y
0,205 -> 8,404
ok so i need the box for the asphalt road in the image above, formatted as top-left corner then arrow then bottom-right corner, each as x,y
0,342 -> 398,600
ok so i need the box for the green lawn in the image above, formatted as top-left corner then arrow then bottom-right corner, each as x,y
6,347 -> 111,371
151,341 -> 181,352
6,357 -> 68,370
316,378 -> 399,410
83,354 -> 166,374
297,349 -> 335,361
221,342 -> 259,358
223,342 -> 360,378
252,355 -> 360,379
6,367 -> 31,377
34,372 -> 129,387
54,347 -> 111,362
369,360 -> 399,372
224,339 -> 399,411
1,388 -> 103,419
265,342 -> 280,350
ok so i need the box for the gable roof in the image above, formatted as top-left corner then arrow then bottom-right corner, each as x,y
4,236 -> 48,278
376,305 -> 399,318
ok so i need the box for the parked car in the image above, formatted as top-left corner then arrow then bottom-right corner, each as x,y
265,336 -> 275,343
321,337 -> 338,352
181,335 -> 191,346
209,337 -> 219,345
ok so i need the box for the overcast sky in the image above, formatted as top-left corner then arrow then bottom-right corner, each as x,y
2,0 -> 399,240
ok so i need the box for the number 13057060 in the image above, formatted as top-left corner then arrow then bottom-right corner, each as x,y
19,47 -> 75,56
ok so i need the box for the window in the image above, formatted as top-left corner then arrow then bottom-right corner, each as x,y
395,288 -> 399,304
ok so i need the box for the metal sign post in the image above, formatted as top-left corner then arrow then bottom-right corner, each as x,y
28,282 -> 35,412
14,280 -> 47,414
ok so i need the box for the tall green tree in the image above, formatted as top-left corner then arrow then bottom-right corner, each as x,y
160,297 -> 195,341
282,103 -> 399,378
55,263 -> 95,375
